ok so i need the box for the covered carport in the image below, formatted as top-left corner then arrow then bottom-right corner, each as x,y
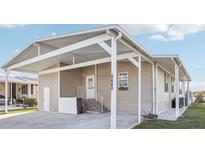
2,25 -> 154,129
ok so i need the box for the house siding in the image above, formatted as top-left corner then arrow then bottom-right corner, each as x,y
60,68 -> 83,97
81,61 -> 152,114
38,61 -> 153,114
39,72 -> 58,112
157,67 -> 170,114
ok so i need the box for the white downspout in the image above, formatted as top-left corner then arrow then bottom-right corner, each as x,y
33,43 -> 41,56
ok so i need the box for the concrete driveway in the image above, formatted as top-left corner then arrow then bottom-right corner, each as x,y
0,111 -> 138,129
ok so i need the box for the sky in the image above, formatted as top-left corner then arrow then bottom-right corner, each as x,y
0,24 -> 204,91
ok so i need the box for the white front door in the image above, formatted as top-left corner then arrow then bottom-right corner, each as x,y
86,75 -> 95,99
43,87 -> 50,111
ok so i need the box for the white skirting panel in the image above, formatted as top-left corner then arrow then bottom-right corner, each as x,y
58,97 -> 77,114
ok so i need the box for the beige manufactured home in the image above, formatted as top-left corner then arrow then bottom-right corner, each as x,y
0,76 -> 38,102
2,25 -> 191,128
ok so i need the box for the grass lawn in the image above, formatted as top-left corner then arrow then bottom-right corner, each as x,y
0,107 -> 37,115
133,103 -> 205,129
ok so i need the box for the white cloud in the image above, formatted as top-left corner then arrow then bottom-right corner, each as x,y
13,49 -> 20,53
121,24 -> 169,34
123,24 -> 205,42
52,32 -> 56,36
149,34 -> 167,42
190,82 -> 205,92
0,24 -> 24,28
168,24 -> 205,40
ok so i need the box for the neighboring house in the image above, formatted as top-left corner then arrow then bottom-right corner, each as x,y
2,25 -> 191,128
0,75 -> 38,103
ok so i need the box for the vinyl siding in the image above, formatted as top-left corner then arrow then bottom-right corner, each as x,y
38,61 -> 153,114
141,62 -> 153,114
157,67 -> 170,114
39,72 -> 58,112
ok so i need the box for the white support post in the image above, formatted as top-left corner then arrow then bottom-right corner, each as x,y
72,56 -> 75,64
155,63 -> 158,115
5,70 -> 9,113
95,64 -> 98,101
187,81 -> 190,105
138,56 -> 141,123
10,82 -> 12,105
175,64 -> 179,118
152,63 -> 155,114
183,79 -> 186,110
110,38 -> 117,129
37,74 -> 40,110
28,84 -> 31,98
168,76 -> 172,109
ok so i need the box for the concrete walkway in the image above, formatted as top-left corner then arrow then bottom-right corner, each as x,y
0,111 -> 138,129
0,105 -> 24,111
158,108 -> 186,121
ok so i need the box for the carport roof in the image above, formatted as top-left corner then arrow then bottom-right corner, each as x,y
2,24 -> 153,69
1,24 -> 191,81
0,75 -> 38,84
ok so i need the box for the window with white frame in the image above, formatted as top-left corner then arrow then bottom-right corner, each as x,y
164,73 -> 168,92
21,85 -> 28,95
118,72 -> 128,90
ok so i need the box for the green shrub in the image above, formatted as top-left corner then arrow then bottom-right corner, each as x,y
16,98 -> 23,104
24,98 -> 37,107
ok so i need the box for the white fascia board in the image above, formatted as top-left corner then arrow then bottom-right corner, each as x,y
7,33 -> 112,70
2,41 -> 34,68
172,57 -> 191,81
35,25 -> 117,43
39,52 -> 138,75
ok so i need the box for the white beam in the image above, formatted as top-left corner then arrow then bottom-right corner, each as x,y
110,38 -> 117,129
40,52 -> 138,75
128,57 -> 139,68
119,38 -> 153,64
175,64 -> 179,118
98,42 -> 111,55
157,64 -> 175,79
7,33 -> 112,70
138,55 -> 141,123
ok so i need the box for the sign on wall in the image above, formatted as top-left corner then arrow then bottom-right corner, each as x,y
118,72 -> 128,90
